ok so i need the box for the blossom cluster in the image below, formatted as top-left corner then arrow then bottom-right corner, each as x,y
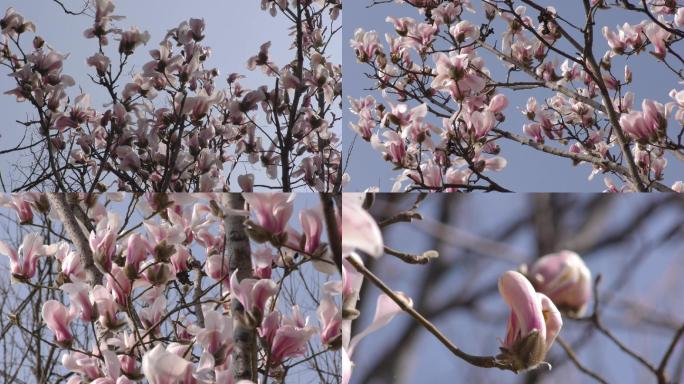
0,0 -> 343,192
349,0 -> 684,192
0,192 -> 341,383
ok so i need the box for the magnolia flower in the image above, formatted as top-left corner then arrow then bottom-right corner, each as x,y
620,111 -> 656,141
341,194 -> 383,257
644,22 -> 670,59
488,94 -> 509,113
431,52 -> 485,100
527,251 -> 591,315
86,53 -> 111,76
351,29 -> 382,62
92,285 -> 119,329
118,27 -> 150,55
230,271 -> 278,321
89,212 -> 121,273
299,208 -> 323,254
449,20 -> 479,42
673,181 -> 684,192
60,282 -> 95,322
205,254 -> 230,287
318,294 -> 341,348
498,271 -> 562,372
1,7 -> 35,38
238,174 -> 255,192
141,344 -> 191,384
189,305 -> 233,360
124,233 -> 150,276
0,233 -> 46,280
269,324 -> 317,365
252,247 -> 273,279
243,193 -> 294,235
247,41 -> 276,72
0,194 -> 34,224
42,300 -> 75,346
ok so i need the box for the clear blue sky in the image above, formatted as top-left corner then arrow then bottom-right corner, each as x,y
351,194 -> 684,383
343,1 -> 684,192
0,0 -> 341,191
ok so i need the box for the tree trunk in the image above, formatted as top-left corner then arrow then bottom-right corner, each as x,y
224,194 -> 257,382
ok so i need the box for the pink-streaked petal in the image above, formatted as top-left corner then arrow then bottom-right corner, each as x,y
498,271 -> 545,343
341,194 -> 383,257
348,292 -> 412,355
539,293 -> 562,351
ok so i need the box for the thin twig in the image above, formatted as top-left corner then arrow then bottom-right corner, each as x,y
344,255 -> 517,372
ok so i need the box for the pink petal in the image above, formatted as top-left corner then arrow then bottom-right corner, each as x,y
341,194 -> 383,257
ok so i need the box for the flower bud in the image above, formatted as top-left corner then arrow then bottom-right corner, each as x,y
527,251 -> 591,316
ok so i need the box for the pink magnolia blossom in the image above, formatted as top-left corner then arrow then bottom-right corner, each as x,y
299,208 -> 323,254
205,254 -> 230,287
247,41 -> 277,73
644,22 -> 670,59
341,194 -> 383,257
92,285 -> 119,329
124,233 -> 150,276
61,282 -> 95,322
86,53 -> 111,76
370,131 -> 406,165
141,344 -> 192,384
498,271 -> 562,372
449,20 -> 479,42
269,324 -> 317,365
620,111 -> 656,141
431,52 -> 485,100
238,174 -> 255,192
1,7 -> 35,38
382,102 -> 427,130
676,8 -> 684,27
317,294 -> 341,348
243,193 -> 294,235
83,0 -> 122,45
42,300 -> 75,346
170,245 -> 190,274
527,251 -> 592,315
118,27 -> 150,55
189,305 -> 233,360
0,194 -> 34,224
0,232 -> 46,280
140,296 -> 166,334
523,123 -> 544,143
230,271 -> 278,319
351,29 -> 382,62
406,160 -> 442,188
342,256 -> 364,320
89,213 -> 121,273
488,94 -> 509,113
107,265 -> 132,306
53,94 -> 97,131
252,247 -> 273,279
53,242 -> 86,282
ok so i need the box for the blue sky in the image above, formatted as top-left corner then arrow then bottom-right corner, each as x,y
343,1 -> 684,192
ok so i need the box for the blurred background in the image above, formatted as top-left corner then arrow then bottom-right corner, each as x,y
350,193 -> 684,383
